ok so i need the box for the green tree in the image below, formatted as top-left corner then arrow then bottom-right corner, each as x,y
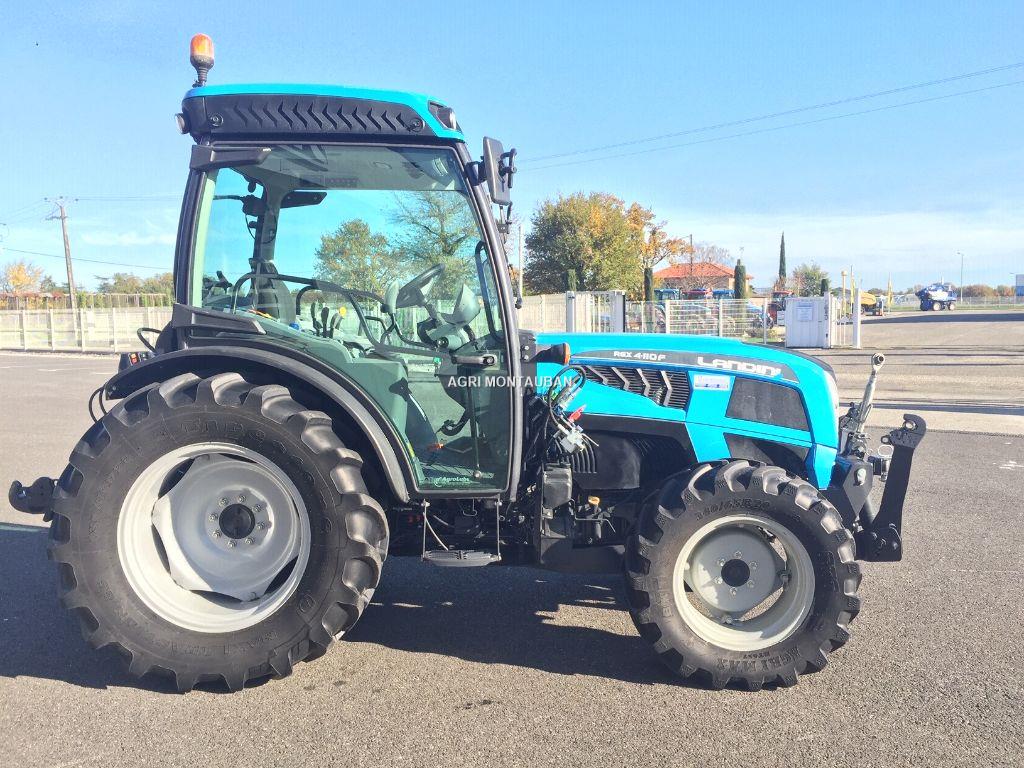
820,277 -> 831,296
390,191 -> 477,297
567,269 -> 578,292
314,219 -> 401,297
96,272 -> 144,294
525,192 -> 642,296
791,262 -> 828,297
778,232 -> 787,288
733,260 -> 748,299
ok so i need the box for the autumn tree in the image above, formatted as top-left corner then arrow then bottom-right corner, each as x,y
626,203 -> 691,271
525,193 -> 642,296
315,219 -> 401,297
0,260 -> 46,293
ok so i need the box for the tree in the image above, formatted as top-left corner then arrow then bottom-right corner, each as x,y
97,272 -> 144,294
777,232 -> 787,289
1,260 -> 46,293
390,191 -> 478,297
733,260 -> 748,299
791,262 -> 828,297
625,203 -> 691,271
566,269 -> 578,292
643,267 -> 655,302
525,192 -> 642,296
820,277 -> 831,296
141,273 -> 174,297
314,219 -> 401,297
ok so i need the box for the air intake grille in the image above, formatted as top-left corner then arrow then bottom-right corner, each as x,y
580,364 -> 690,410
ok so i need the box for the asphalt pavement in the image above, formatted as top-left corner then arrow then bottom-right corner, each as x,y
1,320 -> 1022,767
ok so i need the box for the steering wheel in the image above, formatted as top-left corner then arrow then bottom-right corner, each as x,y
396,263 -> 445,309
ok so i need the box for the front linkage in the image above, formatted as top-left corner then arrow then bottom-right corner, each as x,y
828,353 -> 927,562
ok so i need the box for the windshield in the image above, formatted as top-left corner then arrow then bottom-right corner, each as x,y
188,143 -> 512,492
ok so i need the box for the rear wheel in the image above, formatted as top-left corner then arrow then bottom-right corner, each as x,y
625,461 -> 860,689
931,300 -> 942,311
49,372 -> 388,691
947,301 -> 956,310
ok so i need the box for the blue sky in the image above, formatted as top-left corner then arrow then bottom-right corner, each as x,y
1,1 -> 1022,291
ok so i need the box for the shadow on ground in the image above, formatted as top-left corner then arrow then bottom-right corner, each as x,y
873,311 -> 1024,325
349,556 -> 675,686
0,524 -> 675,690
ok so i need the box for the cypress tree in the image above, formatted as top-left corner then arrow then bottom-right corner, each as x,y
778,232 -> 787,286
734,260 -> 748,299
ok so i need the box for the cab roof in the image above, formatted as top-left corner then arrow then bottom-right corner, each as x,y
181,83 -> 463,142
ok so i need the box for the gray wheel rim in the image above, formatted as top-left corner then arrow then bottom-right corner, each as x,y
117,442 -> 311,634
672,513 -> 815,652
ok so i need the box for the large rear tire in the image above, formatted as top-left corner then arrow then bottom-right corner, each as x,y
49,372 -> 388,691
625,461 -> 860,690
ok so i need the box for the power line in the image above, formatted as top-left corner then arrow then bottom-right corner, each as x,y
1,246 -> 170,272
529,79 -> 1024,171
526,61 -> 1024,163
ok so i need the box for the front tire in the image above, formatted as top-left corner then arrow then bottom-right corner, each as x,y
625,461 -> 860,689
49,373 -> 388,691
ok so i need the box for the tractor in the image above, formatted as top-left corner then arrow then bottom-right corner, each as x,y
9,36 -> 926,692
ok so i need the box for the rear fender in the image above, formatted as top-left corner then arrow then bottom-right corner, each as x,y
105,346 -> 411,503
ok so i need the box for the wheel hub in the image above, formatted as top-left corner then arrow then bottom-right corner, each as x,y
219,503 -> 256,539
720,558 -> 750,587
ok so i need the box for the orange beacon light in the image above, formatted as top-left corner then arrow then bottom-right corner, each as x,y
190,34 -> 214,87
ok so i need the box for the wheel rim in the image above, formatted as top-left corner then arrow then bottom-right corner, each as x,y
117,442 -> 311,634
672,513 -> 814,652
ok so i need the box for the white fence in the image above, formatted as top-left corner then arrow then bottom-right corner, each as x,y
625,298 -> 779,342
1,296 -> 791,353
0,308 -> 172,352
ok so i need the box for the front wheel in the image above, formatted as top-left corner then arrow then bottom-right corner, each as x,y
947,301 -> 956,310
625,461 -> 860,689
49,372 -> 388,691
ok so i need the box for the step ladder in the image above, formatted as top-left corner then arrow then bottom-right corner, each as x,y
420,500 -> 502,568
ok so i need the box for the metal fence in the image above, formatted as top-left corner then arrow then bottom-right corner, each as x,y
625,298 -> 780,342
0,308 -> 173,352
0,293 -> 172,311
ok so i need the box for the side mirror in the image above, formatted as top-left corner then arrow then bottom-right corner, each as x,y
482,137 -> 514,207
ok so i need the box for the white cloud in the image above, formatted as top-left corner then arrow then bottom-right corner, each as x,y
660,206 -> 1024,289
81,231 -> 176,247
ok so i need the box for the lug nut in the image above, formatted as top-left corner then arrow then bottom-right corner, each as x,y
256,522 -> 266,531
219,497 -> 228,506
212,530 -> 222,538
734,551 -> 742,558
237,494 -> 246,503
254,504 -> 263,513
750,561 -> 758,569
718,558 -> 726,567
747,580 -> 755,588
209,513 -> 218,521
715,577 -> 723,584
245,537 -> 255,545
730,587 -> 738,595
227,540 -> 236,548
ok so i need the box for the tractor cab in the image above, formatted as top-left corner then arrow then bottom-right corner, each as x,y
173,41 -> 522,495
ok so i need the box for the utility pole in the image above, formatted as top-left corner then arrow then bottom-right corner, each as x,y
516,221 -> 525,300
957,251 -> 964,290
45,197 -> 78,312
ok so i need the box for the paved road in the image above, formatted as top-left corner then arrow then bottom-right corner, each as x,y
1,348 -> 1022,767
815,309 -> 1024,434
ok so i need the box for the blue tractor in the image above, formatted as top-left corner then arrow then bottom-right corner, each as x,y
10,36 -> 925,692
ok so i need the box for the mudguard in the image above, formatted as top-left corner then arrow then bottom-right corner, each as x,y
105,345 -> 412,502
